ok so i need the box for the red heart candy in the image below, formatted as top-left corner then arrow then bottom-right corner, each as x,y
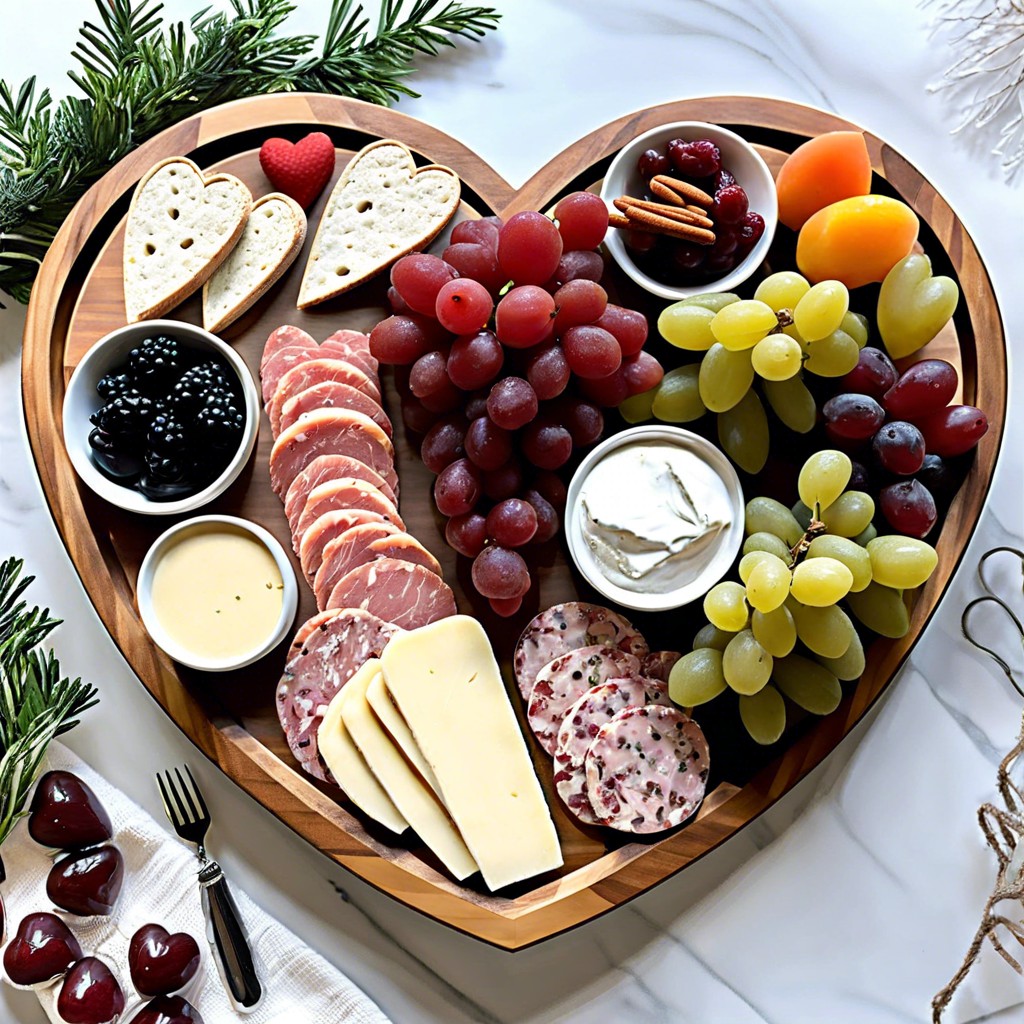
128,923 -> 201,997
259,132 -> 336,210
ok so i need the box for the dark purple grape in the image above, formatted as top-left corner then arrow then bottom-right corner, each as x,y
880,479 -> 937,538
915,453 -> 959,503
848,460 -> 870,491
822,393 -> 886,440
873,420 -> 926,476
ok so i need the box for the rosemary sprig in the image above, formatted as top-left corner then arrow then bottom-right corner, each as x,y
0,558 -> 98,850
0,0 -> 500,304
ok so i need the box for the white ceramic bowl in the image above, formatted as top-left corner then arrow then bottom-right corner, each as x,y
600,121 -> 778,300
137,515 -> 298,672
62,320 -> 260,515
566,425 -> 745,613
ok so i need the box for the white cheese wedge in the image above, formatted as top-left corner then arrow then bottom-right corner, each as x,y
319,663 -> 407,834
365,671 -> 444,800
342,660 -> 478,882
380,616 -> 563,891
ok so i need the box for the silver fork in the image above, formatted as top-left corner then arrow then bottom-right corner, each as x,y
157,765 -> 263,1012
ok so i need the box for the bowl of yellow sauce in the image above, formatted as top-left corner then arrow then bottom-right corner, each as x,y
137,515 -> 298,671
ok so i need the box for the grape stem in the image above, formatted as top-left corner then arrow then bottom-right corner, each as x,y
788,510 -> 828,568
770,308 -> 795,334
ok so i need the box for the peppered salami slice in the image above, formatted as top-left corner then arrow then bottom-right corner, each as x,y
527,645 -> 642,756
553,755 -> 601,826
642,651 -> 683,683
513,603 -> 649,699
585,705 -> 709,834
277,609 -> 401,782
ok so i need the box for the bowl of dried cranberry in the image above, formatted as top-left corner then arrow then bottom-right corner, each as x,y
63,319 -> 260,515
600,121 -> 777,300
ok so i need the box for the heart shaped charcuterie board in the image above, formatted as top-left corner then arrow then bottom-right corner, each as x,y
23,94 -> 1005,949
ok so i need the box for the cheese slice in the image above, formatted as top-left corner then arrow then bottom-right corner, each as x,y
319,662 -> 407,834
380,616 -> 563,891
342,660 -> 478,881
365,671 -> 444,800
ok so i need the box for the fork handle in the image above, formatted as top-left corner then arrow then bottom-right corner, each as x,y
199,860 -> 263,1012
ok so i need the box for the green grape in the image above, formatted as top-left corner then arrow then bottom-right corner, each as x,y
867,536 -> 939,589
792,279 -> 849,342
717,389 -> 769,474
680,291 -> 741,313
798,450 -> 852,511
803,327 -> 860,377
703,581 -> 749,632
710,299 -> 779,351
773,654 -> 842,714
745,497 -> 804,547
751,334 -> 803,381
652,364 -> 706,423
845,582 -> 909,638
693,623 -> 735,652
819,490 -> 875,537
658,303 -> 716,351
619,389 -> 656,423
743,531 -> 792,562
763,376 -> 817,434
853,523 -> 878,546
668,648 -> 727,706
739,550 -> 773,583
817,629 -> 866,681
739,684 -> 786,745
842,310 -> 869,349
722,629 -> 773,695
877,254 -> 959,360
788,600 -> 855,659
790,557 -> 854,606
754,270 -> 810,312
806,535 -> 872,592
792,499 -> 813,530
752,605 -> 797,657
745,555 -> 792,613
699,344 -> 754,413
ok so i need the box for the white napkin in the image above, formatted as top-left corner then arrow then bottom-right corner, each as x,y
0,742 -> 391,1024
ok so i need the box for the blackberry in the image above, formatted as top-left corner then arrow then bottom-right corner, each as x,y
96,372 -> 133,400
90,390 -> 154,442
195,400 -> 245,449
128,335 -> 185,393
168,359 -> 232,414
145,449 -> 189,482
147,414 -> 189,454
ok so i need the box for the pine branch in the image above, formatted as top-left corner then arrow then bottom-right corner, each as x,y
0,0 -> 500,305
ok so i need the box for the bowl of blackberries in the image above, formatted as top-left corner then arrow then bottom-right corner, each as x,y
63,320 -> 260,515
600,121 -> 778,300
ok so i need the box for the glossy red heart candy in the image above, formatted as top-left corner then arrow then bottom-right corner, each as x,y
3,911 -> 84,987
259,131 -> 336,209
47,845 -> 124,916
127,995 -> 204,1024
128,923 -> 201,997
29,770 -> 113,850
57,957 -> 125,1024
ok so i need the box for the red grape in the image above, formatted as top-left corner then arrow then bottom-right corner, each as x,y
486,498 -> 538,547
670,138 -> 721,177
434,458 -> 481,517
872,421 -> 926,476
550,250 -> 604,288
712,185 -> 748,225
472,546 -> 531,599
524,488 -> 559,542
410,350 -> 449,398
880,479 -> 937,538
447,330 -> 504,391
578,367 -> 630,407
736,213 -> 765,255
487,377 -> 538,430
401,394 -> 437,435
445,512 -> 487,558
442,243 -> 507,296
497,212 -> 563,285
489,595 -> 524,617
843,347 -> 897,400
464,391 -> 489,421
435,278 -> 493,335
883,359 -> 959,420
553,191 -> 609,251
637,148 -> 671,179
420,416 -> 466,474
622,351 -> 664,395
822,393 -> 886,440
481,460 -> 524,501
561,325 -> 622,379
390,254 -> 456,315
495,286 -> 556,348
521,420 -> 573,470
526,344 -> 571,400
593,305 -> 648,357
560,399 -> 604,447
531,470 -> 567,510
369,315 -> 436,365
553,280 -> 607,333
420,378 -> 462,414
387,286 -> 410,314
464,415 -> 513,471
917,405 -> 988,456
451,219 -> 500,251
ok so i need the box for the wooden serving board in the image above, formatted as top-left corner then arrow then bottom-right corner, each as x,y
22,94 -> 1006,950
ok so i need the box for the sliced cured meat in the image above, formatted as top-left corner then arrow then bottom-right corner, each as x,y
293,477 -> 404,552
326,559 -> 456,631
284,455 -> 397,529
585,705 -> 709,833
313,522 -> 402,610
320,335 -> 379,379
299,508 -> 391,583
278,381 -> 393,439
365,533 -> 442,577
642,651 -> 683,683
260,324 -> 316,373
262,342 -> 320,406
513,602 -> 649,699
289,609 -> 341,652
323,328 -> 372,354
277,609 -> 400,782
527,645 -> 642,756
552,760 -> 601,826
268,358 -> 382,433
269,408 -> 397,499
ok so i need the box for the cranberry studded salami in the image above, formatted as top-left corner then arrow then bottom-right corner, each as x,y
585,705 -> 709,834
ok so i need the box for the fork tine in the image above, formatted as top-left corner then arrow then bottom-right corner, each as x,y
183,765 -> 210,821
155,771 -> 179,826
175,766 -> 201,823
164,768 -> 193,826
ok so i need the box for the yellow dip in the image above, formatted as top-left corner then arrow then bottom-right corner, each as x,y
150,525 -> 284,662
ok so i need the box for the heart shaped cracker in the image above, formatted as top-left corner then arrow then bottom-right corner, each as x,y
297,139 -> 460,309
202,192 -> 307,333
123,157 -> 252,323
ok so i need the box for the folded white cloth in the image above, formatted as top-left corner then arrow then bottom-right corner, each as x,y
1,741 -> 391,1024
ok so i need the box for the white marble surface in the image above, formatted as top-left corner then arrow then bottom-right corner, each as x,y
2,2 -> 1024,1022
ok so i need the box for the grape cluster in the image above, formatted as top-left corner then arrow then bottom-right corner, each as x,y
368,193 -> 663,616
667,449 -> 939,745
822,351 -> 988,538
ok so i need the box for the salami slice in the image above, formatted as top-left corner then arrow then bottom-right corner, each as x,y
278,381 -> 393,439
277,609 -> 401,782
527,645 -> 642,756
514,602 -> 649,699
261,341 -> 320,406
585,705 -> 709,834
284,455 -> 398,528
260,324 -> 316,373
288,609 -> 340,652
642,651 -> 683,683
293,478 -> 404,553
268,358 -> 382,433
313,522 -> 402,611
552,758 -> 602,826
326,559 -> 456,631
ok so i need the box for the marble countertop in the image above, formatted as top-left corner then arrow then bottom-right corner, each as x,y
2,2 -> 1023,1021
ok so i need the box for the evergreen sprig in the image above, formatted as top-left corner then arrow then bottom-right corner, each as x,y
0,0 -> 500,304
